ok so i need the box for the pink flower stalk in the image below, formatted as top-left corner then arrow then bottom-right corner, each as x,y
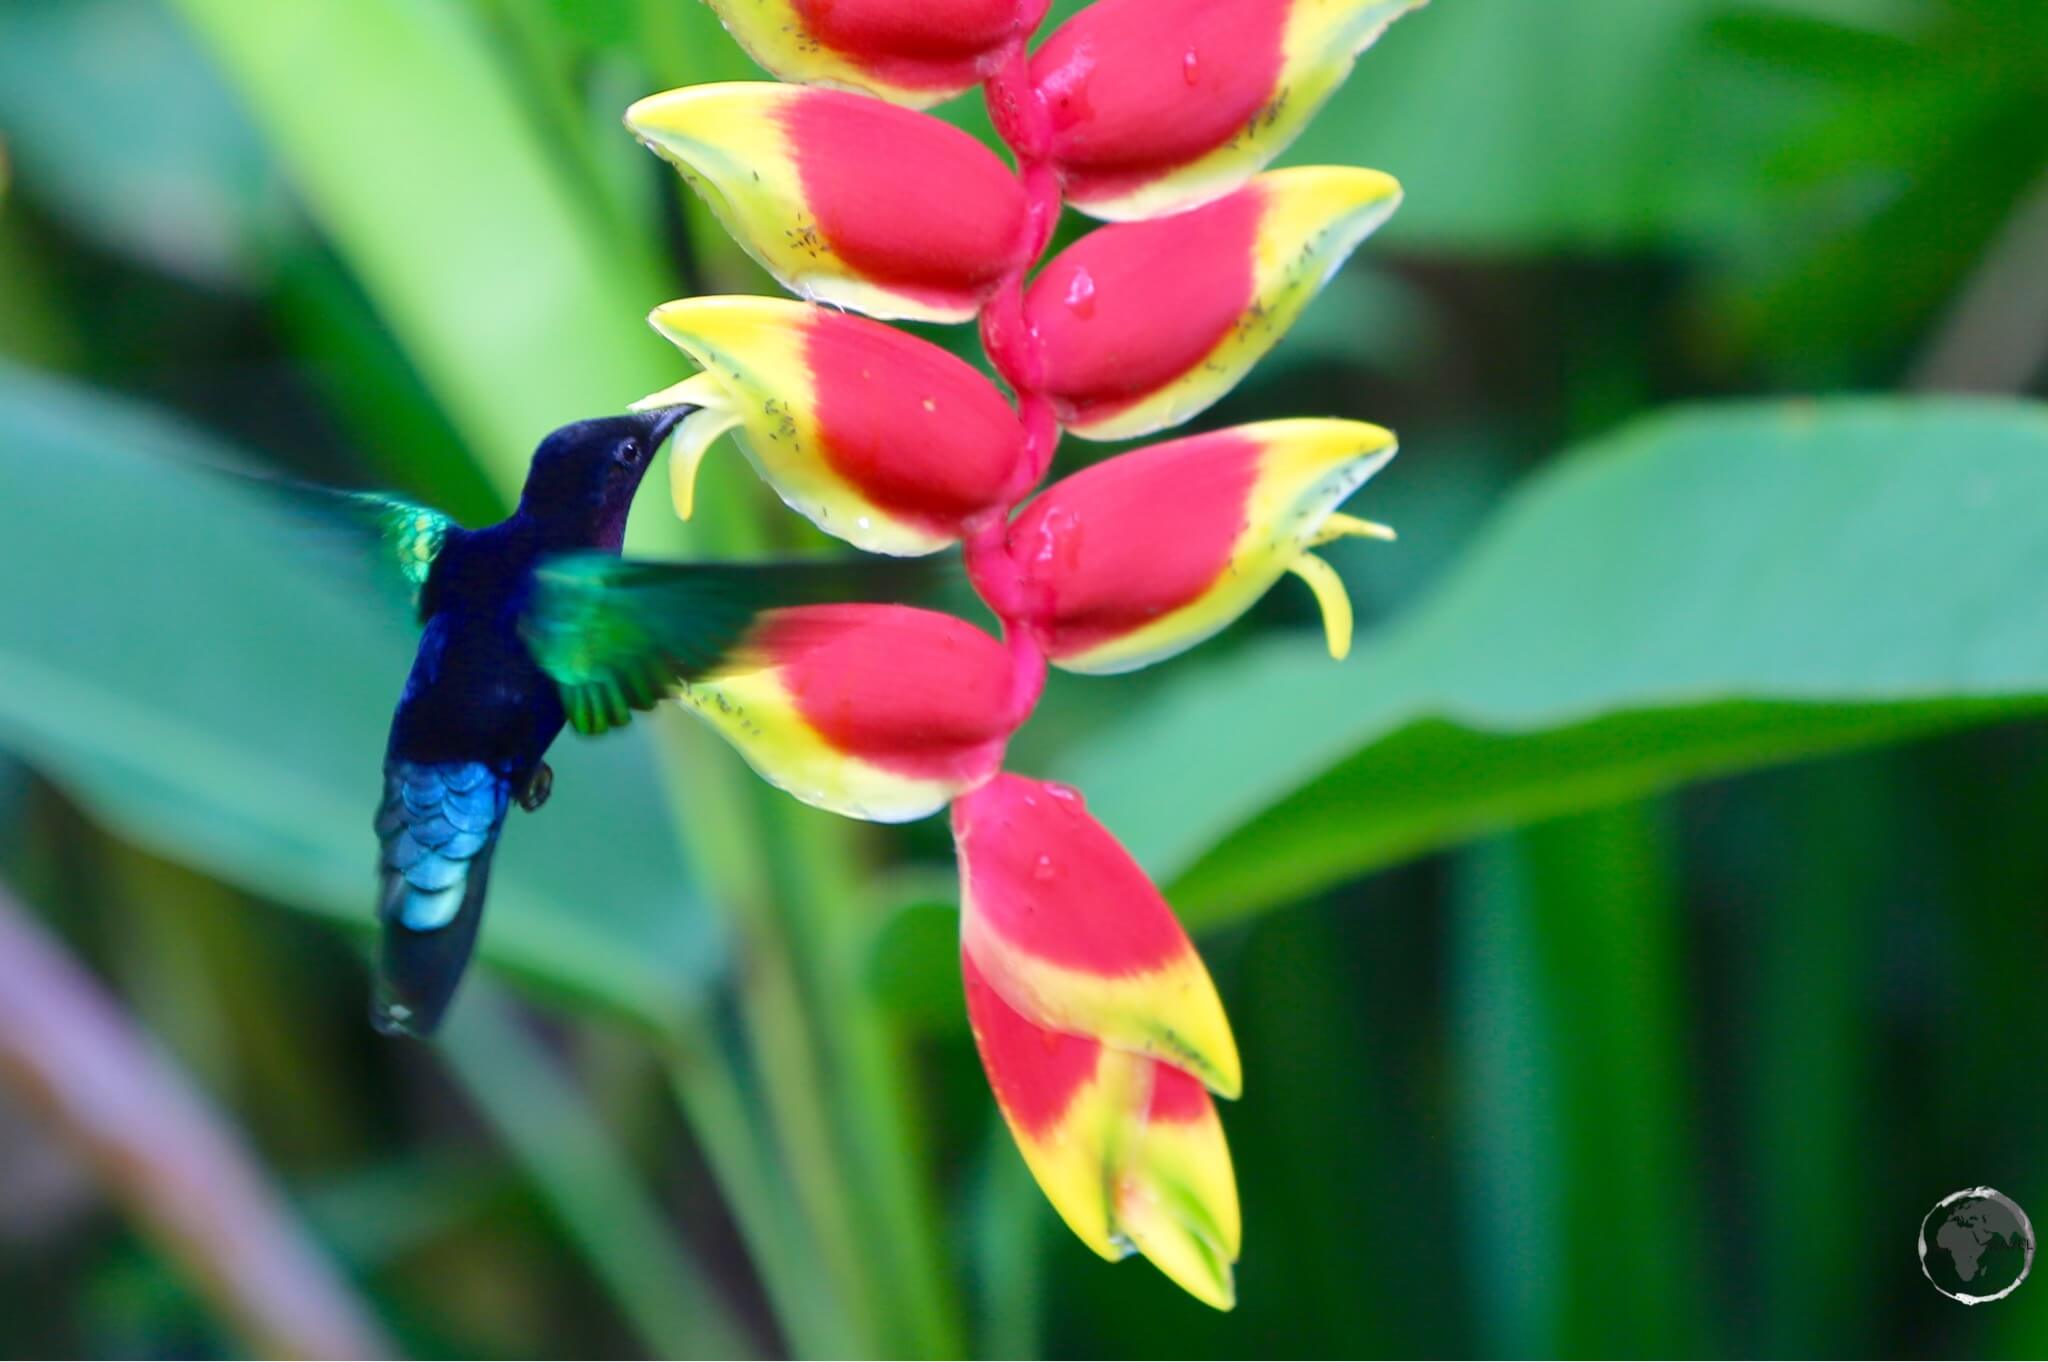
625,0 -> 1423,1308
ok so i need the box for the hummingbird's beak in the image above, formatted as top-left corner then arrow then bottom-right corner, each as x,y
635,403 -> 699,456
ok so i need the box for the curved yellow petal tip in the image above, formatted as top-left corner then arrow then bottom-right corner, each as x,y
1119,1201 -> 1237,1311
1119,1063 -> 1242,1308
668,410 -> 738,522
1314,512 -> 1397,545
646,293 -> 789,349
628,376 -> 700,414
964,954 -> 1242,1306
1288,552 -> 1354,660
632,372 -> 737,522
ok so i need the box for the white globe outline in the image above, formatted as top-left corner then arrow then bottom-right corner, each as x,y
1919,1186 -> 2036,1305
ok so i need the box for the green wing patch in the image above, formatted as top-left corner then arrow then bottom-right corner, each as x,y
521,554 -> 939,737
232,474 -> 461,621
355,495 -> 453,590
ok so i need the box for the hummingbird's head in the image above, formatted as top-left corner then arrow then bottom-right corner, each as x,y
518,406 -> 696,548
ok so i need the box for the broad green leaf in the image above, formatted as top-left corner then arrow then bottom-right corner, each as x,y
1063,398 -> 2048,928
166,0 -> 674,502
1279,0 -> 1751,249
0,365 -> 721,1033
0,0 -> 279,287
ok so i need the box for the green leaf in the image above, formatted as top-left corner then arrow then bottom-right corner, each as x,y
0,364 -> 720,1033
165,0 -> 676,502
1280,0 -> 1750,249
0,0 -> 279,287
1063,398 -> 2048,928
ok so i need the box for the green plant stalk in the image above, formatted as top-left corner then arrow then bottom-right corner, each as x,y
663,1026 -> 850,1358
649,715 -> 900,1356
1454,801 -> 1712,1355
439,984 -> 758,1359
1450,834 -> 1563,1356
1523,801 -> 1712,1354
762,800 -> 961,1356
969,1133 -> 1045,1360
471,0 -> 669,282
1748,760 -> 1884,1353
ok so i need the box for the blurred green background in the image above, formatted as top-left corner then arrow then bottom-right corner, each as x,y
2,0 -> 2047,1356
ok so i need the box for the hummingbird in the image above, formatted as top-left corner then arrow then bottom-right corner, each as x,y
269,405 -> 928,1038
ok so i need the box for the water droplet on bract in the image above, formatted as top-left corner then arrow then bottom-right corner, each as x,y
1032,506 -> 1082,567
922,396 -> 937,412
857,515 -> 872,531
1183,48 -> 1200,84
1063,267 -> 1096,320
1045,782 -> 1081,805
1034,853 -> 1057,882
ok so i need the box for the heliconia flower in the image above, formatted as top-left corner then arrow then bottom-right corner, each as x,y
963,953 -> 1241,1310
640,296 -> 1027,555
953,774 -> 1240,1097
992,419 -> 1397,673
613,0 -> 1430,1312
674,605 -> 1019,822
1034,0 -> 1426,220
625,84 -> 1026,323
702,0 -> 1049,108
1020,166 -> 1401,441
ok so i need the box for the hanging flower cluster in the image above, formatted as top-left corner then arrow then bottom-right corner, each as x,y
625,0 -> 1422,1308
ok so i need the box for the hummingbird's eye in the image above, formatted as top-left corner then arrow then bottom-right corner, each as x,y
614,438 -> 641,467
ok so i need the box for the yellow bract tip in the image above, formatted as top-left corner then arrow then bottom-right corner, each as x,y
632,372 -> 737,522
1313,512 -> 1398,545
1287,552 -> 1354,660
1118,1196 -> 1238,1311
623,81 -> 789,141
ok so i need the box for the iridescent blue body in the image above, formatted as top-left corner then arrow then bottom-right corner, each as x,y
371,409 -> 683,1036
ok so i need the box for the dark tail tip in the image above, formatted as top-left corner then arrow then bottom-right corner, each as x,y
371,857 -> 494,1038
369,992 -> 426,1039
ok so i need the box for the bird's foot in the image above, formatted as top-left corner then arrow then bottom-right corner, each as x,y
517,762 -> 553,812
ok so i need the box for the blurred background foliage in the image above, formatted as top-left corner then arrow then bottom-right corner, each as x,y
1,0 -> 2046,1356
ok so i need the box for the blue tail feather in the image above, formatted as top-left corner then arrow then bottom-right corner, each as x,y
373,760 -> 510,1036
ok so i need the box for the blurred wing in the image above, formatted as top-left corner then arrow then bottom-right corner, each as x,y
233,477 -> 461,620
521,553 -> 939,736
